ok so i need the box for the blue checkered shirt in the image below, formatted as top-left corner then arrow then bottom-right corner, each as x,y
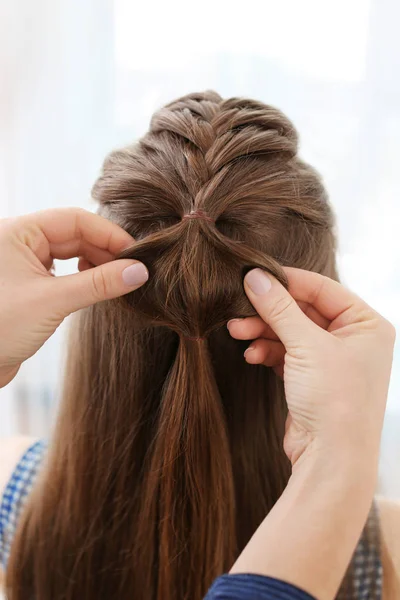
0,440 -> 382,599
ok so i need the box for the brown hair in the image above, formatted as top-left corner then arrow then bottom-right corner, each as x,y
7,91 -> 338,599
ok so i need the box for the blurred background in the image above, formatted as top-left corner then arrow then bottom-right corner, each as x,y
0,0 -> 399,496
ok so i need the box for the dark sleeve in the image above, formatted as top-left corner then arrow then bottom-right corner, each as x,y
204,573 -> 317,600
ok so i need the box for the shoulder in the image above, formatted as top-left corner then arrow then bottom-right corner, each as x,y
0,436 -> 39,499
377,496 -> 400,599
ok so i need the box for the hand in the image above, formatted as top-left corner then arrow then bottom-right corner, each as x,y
228,267 -> 396,470
0,208 -> 148,387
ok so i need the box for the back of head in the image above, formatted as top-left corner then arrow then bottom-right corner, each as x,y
7,91 -> 337,600
97,91 -> 336,336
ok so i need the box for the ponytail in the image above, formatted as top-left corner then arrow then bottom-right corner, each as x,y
136,335 -> 236,600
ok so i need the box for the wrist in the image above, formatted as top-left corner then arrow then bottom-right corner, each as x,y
289,444 -> 378,526
285,409 -> 383,482
291,434 -> 380,491
231,442 -> 378,600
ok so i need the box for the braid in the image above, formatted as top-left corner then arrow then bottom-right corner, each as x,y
92,91 -> 335,339
148,92 -> 298,212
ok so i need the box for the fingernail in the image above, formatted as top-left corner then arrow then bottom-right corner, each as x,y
245,268 -> 272,295
227,318 -> 243,330
122,262 -> 149,287
244,345 -> 255,358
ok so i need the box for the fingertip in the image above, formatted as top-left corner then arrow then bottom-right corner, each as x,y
227,318 -> 244,334
227,318 -> 254,340
244,344 -> 260,364
121,261 -> 149,288
227,318 -> 243,326
228,315 -> 272,341
244,338 -> 286,368
244,268 -> 273,296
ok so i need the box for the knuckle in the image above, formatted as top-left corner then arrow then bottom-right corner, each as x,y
308,274 -> 329,306
380,319 -> 396,344
91,268 -> 109,301
0,216 -> 10,229
0,216 -> 17,235
365,313 -> 397,347
65,206 -> 85,216
268,294 -> 294,322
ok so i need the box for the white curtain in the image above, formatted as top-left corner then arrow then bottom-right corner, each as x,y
0,0 -> 115,435
0,0 -> 399,495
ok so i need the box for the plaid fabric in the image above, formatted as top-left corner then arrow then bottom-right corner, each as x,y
0,439 -> 383,599
337,499 -> 383,599
0,439 -> 47,570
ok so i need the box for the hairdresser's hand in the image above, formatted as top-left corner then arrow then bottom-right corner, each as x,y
0,208 -> 148,387
228,268 -> 395,469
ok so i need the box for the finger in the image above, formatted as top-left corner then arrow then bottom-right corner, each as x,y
227,316 -> 280,341
244,338 -> 286,367
227,302 -> 329,342
42,256 -> 54,271
20,208 -> 135,266
50,239 -> 115,266
283,267 -> 369,323
78,257 -> 94,271
244,268 -> 320,348
52,259 -> 149,315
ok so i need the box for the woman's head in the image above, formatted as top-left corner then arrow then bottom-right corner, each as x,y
7,91 -> 337,600
95,90 -> 336,337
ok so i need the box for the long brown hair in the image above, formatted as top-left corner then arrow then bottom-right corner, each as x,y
7,91 -> 337,599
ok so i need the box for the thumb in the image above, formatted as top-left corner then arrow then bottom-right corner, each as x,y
244,268 -> 319,349
54,259 -> 149,315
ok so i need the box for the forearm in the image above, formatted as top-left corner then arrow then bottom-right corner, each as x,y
230,449 -> 378,600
